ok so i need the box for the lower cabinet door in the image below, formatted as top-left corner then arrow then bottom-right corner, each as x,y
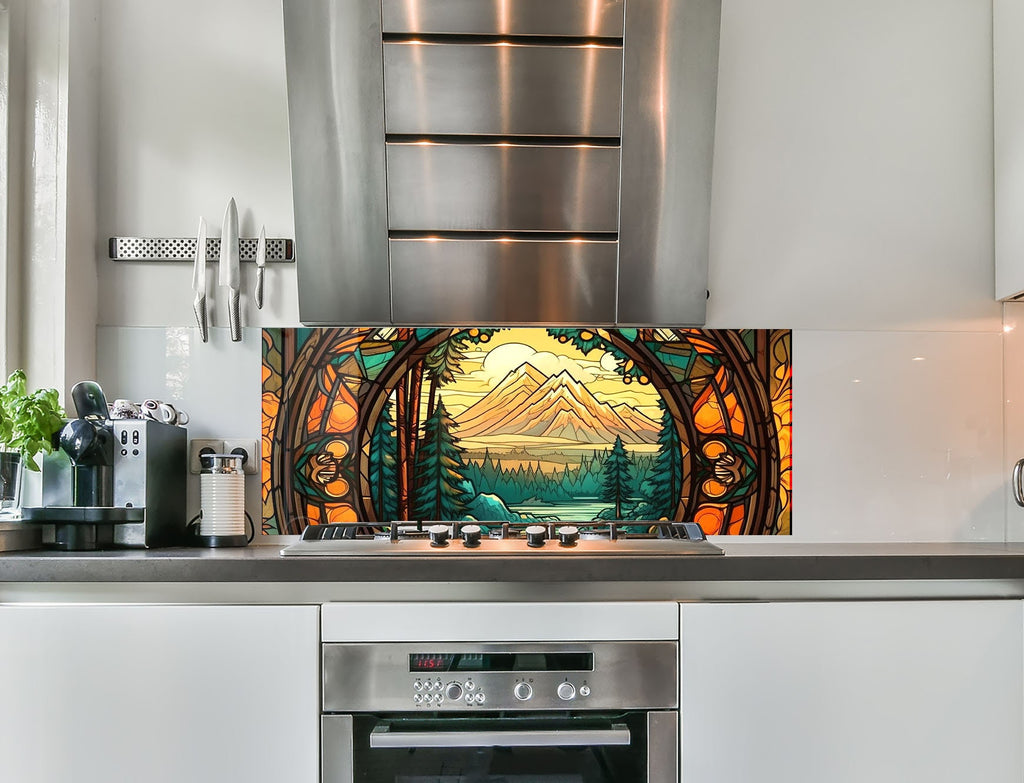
0,604 -> 319,783
679,600 -> 1023,783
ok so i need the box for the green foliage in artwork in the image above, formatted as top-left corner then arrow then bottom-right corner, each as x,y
599,437 -> 635,521
424,335 -> 469,388
411,400 -> 474,520
638,402 -> 684,519
458,328 -> 501,344
461,449 -> 656,510
367,399 -> 399,522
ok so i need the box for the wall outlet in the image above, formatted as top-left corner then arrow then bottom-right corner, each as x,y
188,439 -> 224,474
223,438 -> 260,475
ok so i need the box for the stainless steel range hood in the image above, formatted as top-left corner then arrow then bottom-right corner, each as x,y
283,0 -> 721,326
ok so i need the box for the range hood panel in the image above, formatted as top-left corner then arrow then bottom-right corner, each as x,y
383,42 -> 624,138
283,0 -> 392,325
381,0 -> 626,38
284,0 -> 720,327
390,239 -> 618,325
386,143 -> 622,233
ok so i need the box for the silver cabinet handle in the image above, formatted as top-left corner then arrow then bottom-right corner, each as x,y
1014,459 -> 1024,507
369,724 -> 631,749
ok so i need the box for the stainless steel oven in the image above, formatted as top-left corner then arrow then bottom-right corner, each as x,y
321,641 -> 678,782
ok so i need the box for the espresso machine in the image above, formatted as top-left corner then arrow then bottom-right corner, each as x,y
22,381 -> 187,550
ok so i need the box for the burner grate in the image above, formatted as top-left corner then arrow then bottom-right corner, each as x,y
298,520 -> 709,542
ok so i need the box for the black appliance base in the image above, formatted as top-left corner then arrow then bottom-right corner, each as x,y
191,533 -> 249,548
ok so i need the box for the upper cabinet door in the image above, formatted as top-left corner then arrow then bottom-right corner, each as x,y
996,0 -> 1024,300
284,0 -> 720,327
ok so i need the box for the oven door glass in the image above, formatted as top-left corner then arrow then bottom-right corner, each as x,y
339,713 -> 652,782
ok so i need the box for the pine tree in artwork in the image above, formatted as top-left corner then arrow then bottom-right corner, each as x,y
480,449 -> 499,493
600,436 -> 634,520
643,403 -> 683,519
367,399 -> 399,522
411,400 -> 473,520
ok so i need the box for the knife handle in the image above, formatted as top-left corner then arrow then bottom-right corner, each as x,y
254,267 -> 265,310
229,289 -> 241,342
193,294 -> 209,343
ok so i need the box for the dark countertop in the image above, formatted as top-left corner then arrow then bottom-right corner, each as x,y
3,538 -> 1024,584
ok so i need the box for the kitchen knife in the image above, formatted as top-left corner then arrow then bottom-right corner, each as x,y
219,197 -> 241,342
192,217 -> 209,342
254,224 -> 266,310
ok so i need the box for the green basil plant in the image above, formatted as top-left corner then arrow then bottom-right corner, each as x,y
0,370 -> 65,471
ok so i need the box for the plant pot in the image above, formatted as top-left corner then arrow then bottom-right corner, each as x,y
0,451 -> 23,517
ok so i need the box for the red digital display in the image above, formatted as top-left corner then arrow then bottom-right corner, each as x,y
410,654 -> 454,672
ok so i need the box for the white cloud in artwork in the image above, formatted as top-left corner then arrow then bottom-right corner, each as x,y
473,342 -> 599,385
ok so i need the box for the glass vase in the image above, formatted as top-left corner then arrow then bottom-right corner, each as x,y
0,451 -> 23,518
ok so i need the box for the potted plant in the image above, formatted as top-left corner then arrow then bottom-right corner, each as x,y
0,370 -> 65,514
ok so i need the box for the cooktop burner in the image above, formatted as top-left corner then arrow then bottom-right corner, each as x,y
279,521 -> 723,557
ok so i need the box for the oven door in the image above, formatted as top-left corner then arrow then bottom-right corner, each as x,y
323,711 -> 677,783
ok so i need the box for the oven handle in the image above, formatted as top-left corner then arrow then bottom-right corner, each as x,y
369,723 -> 632,749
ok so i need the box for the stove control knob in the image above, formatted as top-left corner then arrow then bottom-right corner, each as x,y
461,524 -> 482,548
514,682 -> 533,701
556,525 -> 579,546
525,524 -> 547,548
557,682 -> 576,701
445,682 -> 464,701
579,685 -> 591,697
428,524 -> 450,547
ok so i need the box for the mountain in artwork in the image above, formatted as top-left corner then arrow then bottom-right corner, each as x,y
453,362 -> 659,444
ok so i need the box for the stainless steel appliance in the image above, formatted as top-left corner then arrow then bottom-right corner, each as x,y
23,383 -> 187,550
320,603 -> 680,782
283,0 -> 722,327
281,520 -> 723,557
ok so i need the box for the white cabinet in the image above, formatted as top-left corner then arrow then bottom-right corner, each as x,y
996,0 -> 1024,299
0,604 -> 319,783
679,601 -> 1023,783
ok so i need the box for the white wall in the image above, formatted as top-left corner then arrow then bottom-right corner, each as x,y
96,0 -> 296,328
92,0 -> 1005,541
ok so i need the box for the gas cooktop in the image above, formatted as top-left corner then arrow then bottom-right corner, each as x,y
279,521 -> 723,557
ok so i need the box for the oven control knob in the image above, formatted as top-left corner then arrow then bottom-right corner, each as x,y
428,524 -> 450,547
557,682 -> 576,701
445,682 -> 464,701
461,524 -> 482,548
556,525 -> 579,546
579,685 -> 591,697
514,682 -> 533,701
525,524 -> 547,547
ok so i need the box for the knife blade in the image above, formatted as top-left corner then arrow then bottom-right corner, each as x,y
192,217 -> 209,342
254,224 -> 266,310
219,197 -> 241,341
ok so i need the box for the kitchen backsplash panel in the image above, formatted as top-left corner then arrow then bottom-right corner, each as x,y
261,328 -> 793,535
95,325 -> 1004,541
